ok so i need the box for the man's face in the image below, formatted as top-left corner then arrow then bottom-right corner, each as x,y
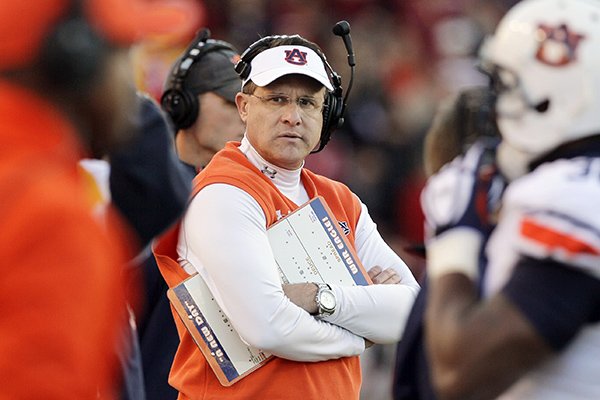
236,74 -> 326,170
192,91 -> 245,166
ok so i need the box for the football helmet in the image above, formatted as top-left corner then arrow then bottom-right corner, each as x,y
479,0 -> 600,178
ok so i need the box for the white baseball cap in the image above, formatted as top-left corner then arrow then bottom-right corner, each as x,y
243,45 -> 334,91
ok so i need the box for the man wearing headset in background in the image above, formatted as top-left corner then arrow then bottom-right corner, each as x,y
136,31 -> 244,400
161,29 -> 245,172
0,0 -> 198,398
154,33 -> 419,399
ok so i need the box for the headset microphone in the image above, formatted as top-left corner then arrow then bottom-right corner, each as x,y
333,21 -> 355,67
331,20 -> 355,131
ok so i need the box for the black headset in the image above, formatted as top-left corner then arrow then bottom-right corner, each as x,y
161,29 -> 238,131
38,0 -> 108,90
234,35 -> 346,153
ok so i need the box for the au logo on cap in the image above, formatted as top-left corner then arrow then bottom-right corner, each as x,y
284,48 -> 308,65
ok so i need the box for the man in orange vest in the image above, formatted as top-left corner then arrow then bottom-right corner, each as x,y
155,33 -> 420,399
0,0 -> 199,398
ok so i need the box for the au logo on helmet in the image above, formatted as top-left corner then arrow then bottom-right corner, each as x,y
535,23 -> 585,67
284,48 -> 308,65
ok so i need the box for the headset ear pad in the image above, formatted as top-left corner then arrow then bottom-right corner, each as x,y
234,36 -> 276,81
161,86 -> 199,131
234,59 -> 251,80
162,34 -> 237,132
320,91 -> 344,147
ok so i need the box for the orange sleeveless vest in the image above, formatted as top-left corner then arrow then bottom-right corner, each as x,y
154,142 -> 363,399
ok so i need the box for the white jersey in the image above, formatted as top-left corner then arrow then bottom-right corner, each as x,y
485,156 -> 600,399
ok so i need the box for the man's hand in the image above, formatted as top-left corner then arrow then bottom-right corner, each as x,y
421,139 -> 505,280
282,282 -> 318,314
421,138 -> 504,239
368,266 -> 401,284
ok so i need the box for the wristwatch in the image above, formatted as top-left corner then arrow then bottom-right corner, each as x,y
315,283 -> 336,318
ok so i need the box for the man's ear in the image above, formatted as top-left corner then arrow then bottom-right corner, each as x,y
235,92 -> 249,123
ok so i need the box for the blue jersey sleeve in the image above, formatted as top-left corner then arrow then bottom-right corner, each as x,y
502,256 -> 600,350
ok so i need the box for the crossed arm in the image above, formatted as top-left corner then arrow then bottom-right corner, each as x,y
180,184 -> 419,361
283,264 -> 404,313
283,199 -> 420,344
283,264 -> 405,348
181,184 -> 365,361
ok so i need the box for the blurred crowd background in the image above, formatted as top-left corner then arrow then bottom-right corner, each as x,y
130,1 -> 519,398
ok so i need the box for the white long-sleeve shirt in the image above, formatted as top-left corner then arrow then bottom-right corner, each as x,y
177,137 -> 419,361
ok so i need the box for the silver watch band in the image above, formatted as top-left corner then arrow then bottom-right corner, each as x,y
315,282 -> 336,318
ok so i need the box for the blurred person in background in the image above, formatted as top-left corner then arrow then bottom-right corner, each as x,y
82,92 -> 193,400
422,0 -> 600,398
161,29 -> 245,172
0,0 -> 198,398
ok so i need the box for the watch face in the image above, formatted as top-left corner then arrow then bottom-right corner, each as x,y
320,290 -> 336,311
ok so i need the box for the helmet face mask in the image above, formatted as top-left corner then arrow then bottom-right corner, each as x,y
479,0 -> 600,176
481,63 -> 532,120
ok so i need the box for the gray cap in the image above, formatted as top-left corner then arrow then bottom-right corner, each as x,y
183,47 -> 241,102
